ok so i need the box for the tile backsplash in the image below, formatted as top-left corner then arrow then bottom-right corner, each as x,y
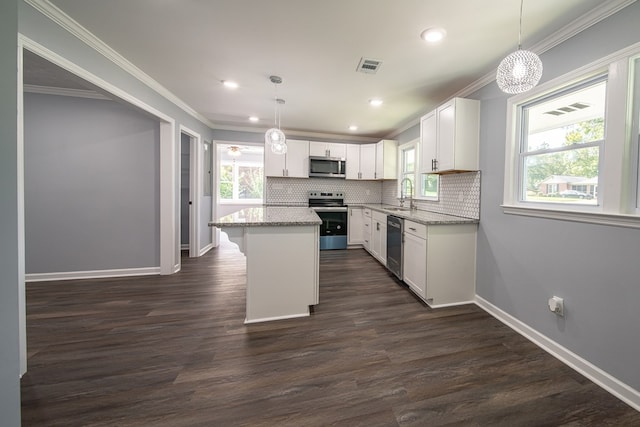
382,171 -> 480,219
266,177 -> 382,205
266,171 -> 480,220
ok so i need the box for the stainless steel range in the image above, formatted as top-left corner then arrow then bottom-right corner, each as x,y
308,191 -> 348,250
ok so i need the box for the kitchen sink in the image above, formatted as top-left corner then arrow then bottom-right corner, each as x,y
384,207 -> 410,212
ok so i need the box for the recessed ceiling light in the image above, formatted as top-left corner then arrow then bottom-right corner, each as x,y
249,116 -> 259,122
369,99 -> 383,107
420,27 -> 446,43
349,125 -> 358,131
222,80 -> 239,89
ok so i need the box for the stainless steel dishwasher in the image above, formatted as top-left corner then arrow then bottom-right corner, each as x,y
386,215 -> 403,280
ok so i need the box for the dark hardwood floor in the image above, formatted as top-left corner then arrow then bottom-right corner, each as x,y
21,240 -> 639,426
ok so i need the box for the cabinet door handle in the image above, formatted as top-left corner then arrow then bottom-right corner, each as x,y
376,222 -> 380,231
409,227 -> 417,231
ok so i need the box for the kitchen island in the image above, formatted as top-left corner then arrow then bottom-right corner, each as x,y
209,206 -> 321,324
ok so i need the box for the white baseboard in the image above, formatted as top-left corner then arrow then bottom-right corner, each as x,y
475,295 -> 640,411
428,299 -> 476,309
26,267 -> 161,282
244,311 -> 310,325
199,243 -> 214,256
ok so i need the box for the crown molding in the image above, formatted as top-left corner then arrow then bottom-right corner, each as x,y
386,0 -> 637,139
23,0 -> 217,129
23,84 -> 111,100
212,122 -> 380,143
24,0 -> 637,140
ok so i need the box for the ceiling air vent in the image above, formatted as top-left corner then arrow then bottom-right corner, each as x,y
356,57 -> 383,74
544,102 -> 591,116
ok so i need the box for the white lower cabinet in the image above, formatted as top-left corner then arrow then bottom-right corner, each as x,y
403,222 -> 477,308
362,208 -> 372,251
347,207 -> 364,245
370,211 -> 387,265
403,220 -> 427,296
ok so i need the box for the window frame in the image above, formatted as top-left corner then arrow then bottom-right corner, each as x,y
397,141 -> 417,201
218,159 -> 264,203
517,74 -> 606,208
631,55 -> 640,214
502,42 -> 640,229
216,142 -> 264,205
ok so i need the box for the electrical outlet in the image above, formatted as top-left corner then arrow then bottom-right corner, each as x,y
548,296 -> 564,317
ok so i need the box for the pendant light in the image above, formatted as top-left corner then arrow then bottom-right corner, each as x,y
264,75 -> 287,154
496,0 -> 543,94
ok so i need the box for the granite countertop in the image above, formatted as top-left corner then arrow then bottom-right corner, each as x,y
209,206 -> 321,227
355,204 -> 479,225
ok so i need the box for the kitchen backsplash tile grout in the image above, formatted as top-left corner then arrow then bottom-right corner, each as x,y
382,171 -> 480,220
265,171 -> 480,220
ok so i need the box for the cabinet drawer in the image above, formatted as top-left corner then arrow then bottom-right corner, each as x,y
404,220 -> 427,239
363,208 -> 372,218
372,211 -> 386,223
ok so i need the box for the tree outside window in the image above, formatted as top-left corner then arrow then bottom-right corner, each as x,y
218,144 -> 264,203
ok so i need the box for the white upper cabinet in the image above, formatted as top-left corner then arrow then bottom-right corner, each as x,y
375,139 -> 397,180
345,144 -> 361,179
360,144 -> 377,179
419,110 -> 437,175
309,141 -> 347,159
264,139 -> 309,178
346,143 -> 377,180
419,97 -> 480,174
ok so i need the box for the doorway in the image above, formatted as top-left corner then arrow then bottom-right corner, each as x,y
180,129 -> 203,257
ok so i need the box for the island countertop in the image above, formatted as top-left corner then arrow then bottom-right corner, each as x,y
209,206 -> 321,227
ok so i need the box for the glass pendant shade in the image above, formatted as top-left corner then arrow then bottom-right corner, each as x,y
264,75 -> 287,155
496,49 -> 543,94
265,127 -> 286,145
270,140 -> 287,155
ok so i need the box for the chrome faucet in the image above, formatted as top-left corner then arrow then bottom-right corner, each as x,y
400,178 -> 416,210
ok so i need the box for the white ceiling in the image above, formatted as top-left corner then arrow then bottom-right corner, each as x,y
43,0 -> 612,141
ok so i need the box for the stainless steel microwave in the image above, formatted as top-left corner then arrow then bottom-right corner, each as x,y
309,156 -> 346,178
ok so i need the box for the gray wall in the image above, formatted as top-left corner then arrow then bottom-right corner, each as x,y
19,0 -> 216,272
474,2 -> 640,390
1,1 -> 21,424
24,93 -> 160,273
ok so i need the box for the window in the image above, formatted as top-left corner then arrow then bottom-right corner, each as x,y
218,144 -> 264,203
519,76 -> 605,206
399,143 -> 416,199
420,174 -> 439,200
503,45 -> 640,228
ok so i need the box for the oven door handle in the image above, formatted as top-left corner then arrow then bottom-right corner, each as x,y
310,207 -> 348,212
